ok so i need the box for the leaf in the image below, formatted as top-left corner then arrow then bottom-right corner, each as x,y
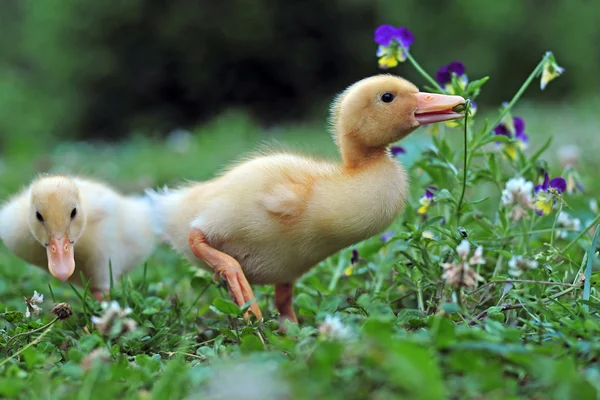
1,311 -> 24,324
440,302 -> 461,314
479,133 -> 512,146
211,298 -> 241,316
495,250 -> 513,259
466,76 -> 490,94
583,224 -> 600,310
295,293 -> 318,316
434,189 -> 456,204
190,276 -> 209,290
240,335 -> 264,353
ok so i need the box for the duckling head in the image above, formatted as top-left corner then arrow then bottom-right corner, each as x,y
331,74 -> 466,151
27,176 -> 86,282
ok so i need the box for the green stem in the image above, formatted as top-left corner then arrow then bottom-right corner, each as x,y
485,54 -> 550,137
456,100 -> 471,223
5,317 -> 59,349
583,225 -> 600,311
400,46 -> 444,92
1,321 -> 56,367
550,203 -> 563,246
563,212 -> 600,253
328,256 -> 346,292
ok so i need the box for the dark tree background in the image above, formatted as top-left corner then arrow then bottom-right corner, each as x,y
0,0 -> 596,146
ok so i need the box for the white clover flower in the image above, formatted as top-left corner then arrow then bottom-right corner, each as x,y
501,177 -> 534,222
441,240 -> 485,288
508,256 -> 539,277
318,315 -> 352,341
590,199 -> 598,214
91,301 -> 137,336
24,290 -> 44,318
555,212 -> 582,239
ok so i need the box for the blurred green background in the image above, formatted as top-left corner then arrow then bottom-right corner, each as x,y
0,0 -> 598,196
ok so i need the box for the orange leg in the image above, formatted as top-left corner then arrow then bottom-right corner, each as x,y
275,283 -> 297,330
188,229 -> 262,321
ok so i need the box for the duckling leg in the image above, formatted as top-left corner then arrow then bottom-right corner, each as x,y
188,229 -> 262,321
275,283 -> 297,331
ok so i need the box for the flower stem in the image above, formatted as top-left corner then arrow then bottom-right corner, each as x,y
456,100 -> 471,223
583,224 -> 600,311
563,212 -> 600,253
401,45 -> 444,92
5,317 -> 59,349
485,54 -> 551,137
550,203 -> 563,246
1,320 -> 57,366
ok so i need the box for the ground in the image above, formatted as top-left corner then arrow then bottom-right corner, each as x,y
0,102 -> 599,400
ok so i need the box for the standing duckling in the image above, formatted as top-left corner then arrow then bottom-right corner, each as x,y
0,175 -> 159,299
149,74 -> 466,323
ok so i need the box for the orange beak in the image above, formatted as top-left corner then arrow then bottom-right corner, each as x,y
47,234 -> 75,282
414,92 -> 466,125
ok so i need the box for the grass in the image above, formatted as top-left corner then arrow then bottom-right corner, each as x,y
1,101 -> 600,399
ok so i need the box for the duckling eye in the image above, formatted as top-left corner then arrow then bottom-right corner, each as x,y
70,207 -> 77,220
381,92 -> 395,103
36,212 -> 44,223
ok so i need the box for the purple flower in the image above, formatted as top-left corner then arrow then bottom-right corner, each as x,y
435,61 -> 466,86
417,186 -> 437,215
390,146 -> 405,157
375,25 -> 414,69
374,25 -> 414,48
350,249 -> 359,264
534,173 -> 567,216
494,116 -> 529,159
494,116 -> 528,144
534,172 -> 566,194
381,231 -> 394,243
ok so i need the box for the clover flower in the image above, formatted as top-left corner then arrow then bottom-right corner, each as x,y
501,177 -> 535,222
507,255 -> 539,277
24,290 -> 44,318
50,303 -> 73,320
555,211 -> 581,239
91,301 -> 137,337
318,315 -> 353,341
534,173 -> 566,216
590,199 -> 598,214
494,114 -> 528,160
344,249 -> 359,277
540,52 -> 565,90
374,25 -> 414,69
441,240 -> 485,288
436,61 -> 468,94
417,186 -> 437,215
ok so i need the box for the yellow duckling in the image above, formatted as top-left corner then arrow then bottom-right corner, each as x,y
0,175 -> 159,299
148,74 -> 465,323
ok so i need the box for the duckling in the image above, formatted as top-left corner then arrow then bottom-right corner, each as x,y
0,175 -> 159,299
148,74 -> 465,323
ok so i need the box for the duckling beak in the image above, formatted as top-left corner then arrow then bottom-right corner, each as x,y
47,234 -> 75,282
414,92 -> 466,125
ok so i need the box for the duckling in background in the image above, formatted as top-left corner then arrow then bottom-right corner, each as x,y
148,74 -> 466,324
0,175 -> 159,299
